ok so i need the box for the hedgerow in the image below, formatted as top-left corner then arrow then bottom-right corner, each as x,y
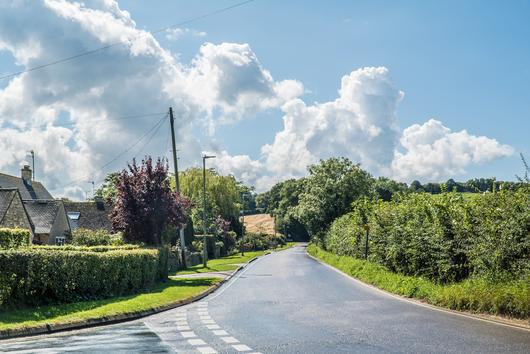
70,228 -> 125,246
0,228 -> 31,249
32,244 -> 140,252
0,248 -> 163,308
323,188 -> 530,283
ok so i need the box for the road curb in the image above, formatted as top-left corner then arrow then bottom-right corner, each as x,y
306,250 -> 530,332
0,254 -> 264,341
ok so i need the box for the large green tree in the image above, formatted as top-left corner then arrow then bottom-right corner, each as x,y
294,157 -> 373,238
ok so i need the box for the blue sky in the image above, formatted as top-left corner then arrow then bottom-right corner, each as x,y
0,0 -> 528,198
123,0 -> 530,177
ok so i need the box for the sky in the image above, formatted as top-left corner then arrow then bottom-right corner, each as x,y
0,0 -> 528,199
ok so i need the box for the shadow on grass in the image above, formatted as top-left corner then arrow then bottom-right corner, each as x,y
0,278 -> 217,326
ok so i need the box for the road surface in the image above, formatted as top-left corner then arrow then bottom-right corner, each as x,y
2,244 -> 529,353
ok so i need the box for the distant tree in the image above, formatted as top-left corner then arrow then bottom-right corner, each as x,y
110,157 -> 190,245
372,177 -> 408,201
95,172 -> 119,201
295,157 -> 373,238
409,180 -> 424,192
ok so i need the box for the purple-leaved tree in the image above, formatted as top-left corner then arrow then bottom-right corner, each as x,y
110,157 -> 190,245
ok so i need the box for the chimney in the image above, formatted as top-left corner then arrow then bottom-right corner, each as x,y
21,165 -> 32,184
95,196 -> 105,210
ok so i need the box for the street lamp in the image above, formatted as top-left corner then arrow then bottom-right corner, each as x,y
202,154 -> 215,267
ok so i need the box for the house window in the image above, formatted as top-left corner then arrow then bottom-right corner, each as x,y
55,236 -> 66,246
67,212 -> 80,220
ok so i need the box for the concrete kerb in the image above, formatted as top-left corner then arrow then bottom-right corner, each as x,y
0,254 -> 266,341
305,250 -> 530,332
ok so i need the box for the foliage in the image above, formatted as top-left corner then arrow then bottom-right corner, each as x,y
94,172 -> 120,202
32,245 -> 140,252
71,228 -> 124,246
321,188 -> 530,283
110,157 -> 190,245
0,228 -> 30,249
372,177 -> 408,201
294,157 -> 373,238
308,245 -> 529,319
238,232 -> 285,251
0,248 -> 163,308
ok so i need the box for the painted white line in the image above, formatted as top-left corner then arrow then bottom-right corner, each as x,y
175,320 -> 188,325
306,251 -> 530,332
232,344 -> 252,352
197,302 -> 208,307
198,311 -> 209,315
197,346 -> 217,354
180,331 -> 197,338
176,325 -> 190,331
212,329 -> 228,336
220,336 -> 239,344
200,316 -> 212,320
188,338 -> 207,346
202,319 -> 215,324
206,324 -> 220,330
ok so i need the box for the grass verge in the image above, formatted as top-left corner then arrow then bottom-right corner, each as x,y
173,242 -> 297,276
307,244 -> 529,320
0,278 -> 219,333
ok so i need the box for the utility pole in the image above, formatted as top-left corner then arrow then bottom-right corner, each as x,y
169,107 -> 187,269
202,154 -> 215,267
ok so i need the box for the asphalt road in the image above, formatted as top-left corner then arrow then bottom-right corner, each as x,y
2,244 -> 529,353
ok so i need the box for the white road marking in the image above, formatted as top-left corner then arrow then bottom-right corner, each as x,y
176,325 -> 190,331
180,331 -> 197,338
175,320 -> 188,325
202,319 -> 215,324
206,324 -> 220,329
200,316 -> 212,320
232,344 -> 252,352
188,339 -> 207,346
221,336 -> 239,344
212,329 -> 228,336
197,347 -> 217,354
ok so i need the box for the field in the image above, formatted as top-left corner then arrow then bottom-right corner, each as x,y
243,213 -> 276,235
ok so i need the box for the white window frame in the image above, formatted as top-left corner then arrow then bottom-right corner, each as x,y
55,236 -> 66,246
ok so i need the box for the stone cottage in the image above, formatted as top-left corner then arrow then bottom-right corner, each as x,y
0,188 -> 34,241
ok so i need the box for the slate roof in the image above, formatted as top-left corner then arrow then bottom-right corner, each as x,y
23,200 -> 61,234
0,173 -> 53,200
64,200 -> 113,232
0,189 -> 18,223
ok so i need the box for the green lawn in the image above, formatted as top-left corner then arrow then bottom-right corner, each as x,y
0,278 -> 219,332
172,243 -> 297,276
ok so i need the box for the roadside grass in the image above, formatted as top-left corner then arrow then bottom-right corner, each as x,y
0,278 -> 219,332
172,242 -> 297,276
307,245 -> 529,319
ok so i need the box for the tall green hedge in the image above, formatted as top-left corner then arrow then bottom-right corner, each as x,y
0,248 -> 162,308
0,228 -> 31,249
32,244 -> 140,252
323,188 -> 530,283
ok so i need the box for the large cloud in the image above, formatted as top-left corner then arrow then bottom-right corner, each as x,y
0,0 -> 300,198
391,119 -> 514,181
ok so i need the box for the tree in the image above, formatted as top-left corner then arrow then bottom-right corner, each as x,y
95,172 -> 119,201
110,157 -> 190,245
294,157 -> 373,237
409,180 -> 424,192
372,177 -> 408,201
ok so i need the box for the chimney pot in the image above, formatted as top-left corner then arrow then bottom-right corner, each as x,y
21,165 -> 32,183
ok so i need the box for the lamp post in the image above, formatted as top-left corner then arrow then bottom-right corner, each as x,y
202,154 -> 215,267
240,210 -> 245,256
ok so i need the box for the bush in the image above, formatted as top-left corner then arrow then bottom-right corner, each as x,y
0,247 -> 163,308
71,228 -> 125,246
32,244 -> 140,252
238,232 -> 286,251
0,228 -> 31,249
321,188 -> 530,283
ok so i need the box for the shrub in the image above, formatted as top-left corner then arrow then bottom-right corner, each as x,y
321,188 -> 530,283
0,247 -> 162,308
238,232 -> 286,251
32,244 -> 140,252
71,228 -> 125,246
0,228 -> 31,249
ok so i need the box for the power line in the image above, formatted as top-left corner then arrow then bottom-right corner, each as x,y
57,112 -> 168,189
0,0 -> 256,82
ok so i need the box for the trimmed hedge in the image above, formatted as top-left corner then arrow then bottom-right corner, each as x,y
32,245 -> 140,252
71,228 -> 125,246
0,228 -> 31,249
0,247 -> 163,308
323,189 -> 530,283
